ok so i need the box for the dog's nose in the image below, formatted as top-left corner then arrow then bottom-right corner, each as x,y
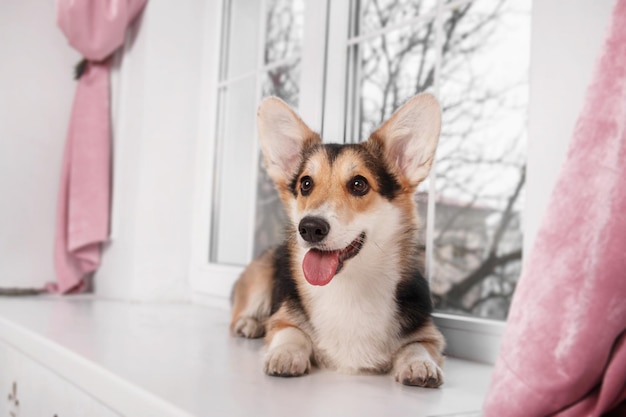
298,216 -> 330,243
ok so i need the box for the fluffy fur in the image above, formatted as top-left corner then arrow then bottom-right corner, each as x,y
230,94 -> 445,387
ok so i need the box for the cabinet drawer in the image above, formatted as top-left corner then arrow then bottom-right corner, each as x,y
0,341 -> 121,417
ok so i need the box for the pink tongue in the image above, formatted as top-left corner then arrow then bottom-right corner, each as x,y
302,249 -> 340,286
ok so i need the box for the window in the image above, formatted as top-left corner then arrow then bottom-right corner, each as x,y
339,0 -> 530,321
210,0 -> 305,266
191,0 -> 531,362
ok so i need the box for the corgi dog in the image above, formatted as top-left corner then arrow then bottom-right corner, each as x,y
230,93 -> 445,387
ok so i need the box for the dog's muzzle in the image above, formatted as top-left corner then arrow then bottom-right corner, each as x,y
301,232 -> 367,286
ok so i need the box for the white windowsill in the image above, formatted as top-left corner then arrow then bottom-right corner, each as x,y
0,296 -> 493,417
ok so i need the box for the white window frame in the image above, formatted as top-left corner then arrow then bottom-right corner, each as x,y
190,0 -> 547,363
189,0 -> 328,302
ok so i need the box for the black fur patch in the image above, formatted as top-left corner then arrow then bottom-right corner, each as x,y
324,143 -> 343,163
288,174 -> 300,197
356,145 -> 401,200
395,270 -> 433,337
288,144 -> 323,197
271,243 -> 307,317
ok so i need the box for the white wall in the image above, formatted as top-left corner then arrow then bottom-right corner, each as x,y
525,0 -> 615,254
0,0 -> 219,299
0,1 -> 80,288
95,0 -> 219,301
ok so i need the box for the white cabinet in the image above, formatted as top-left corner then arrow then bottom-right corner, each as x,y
0,341 -> 120,417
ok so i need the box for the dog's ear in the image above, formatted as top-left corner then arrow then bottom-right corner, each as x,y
369,93 -> 441,186
257,97 -> 320,186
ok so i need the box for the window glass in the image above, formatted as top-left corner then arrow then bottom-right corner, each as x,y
358,0 -> 438,35
213,0 -> 305,265
264,0 -> 305,65
254,1 -> 304,257
212,0 -> 531,321
434,0 -> 529,319
222,0 -> 262,80
354,21 -> 437,141
350,0 -> 531,320
254,64 -> 301,257
212,78 -> 258,265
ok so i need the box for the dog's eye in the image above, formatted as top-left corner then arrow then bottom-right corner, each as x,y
348,175 -> 370,196
300,176 -> 314,196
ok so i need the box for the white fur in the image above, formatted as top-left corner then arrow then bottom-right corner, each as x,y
232,272 -> 273,338
264,327 -> 312,375
233,316 -> 264,338
295,202 -> 362,251
393,343 -> 443,386
298,201 -> 407,372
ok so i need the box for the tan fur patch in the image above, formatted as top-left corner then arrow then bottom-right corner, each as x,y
273,134 -> 322,204
402,319 -> 446,366
230,249 -> 274,335
294,148 -> 388,226
265,305 -> 309,345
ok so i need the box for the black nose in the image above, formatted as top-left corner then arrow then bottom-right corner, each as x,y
298,216 -> 330,243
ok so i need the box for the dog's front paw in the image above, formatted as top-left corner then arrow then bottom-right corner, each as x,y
232,317 -> 265,339
394,357 -> 443,388
264,344 -> 311,377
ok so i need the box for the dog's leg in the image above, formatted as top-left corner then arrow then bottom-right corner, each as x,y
263,309 -> 312,377
230,250 -> 274,338
393,320 -> 445,387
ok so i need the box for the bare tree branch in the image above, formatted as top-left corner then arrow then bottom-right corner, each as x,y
467,286 -> 516,313
488,166 -> 525,257
444,248 -> 522,306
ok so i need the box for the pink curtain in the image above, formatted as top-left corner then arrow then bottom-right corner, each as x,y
483,1 -> 626,415
53,0 -> 147,293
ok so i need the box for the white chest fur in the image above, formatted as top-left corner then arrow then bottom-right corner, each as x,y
302,246 -> 402,374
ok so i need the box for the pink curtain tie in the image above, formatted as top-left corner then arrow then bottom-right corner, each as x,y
53,0 -> 147,293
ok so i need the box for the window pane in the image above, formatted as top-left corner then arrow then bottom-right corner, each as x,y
357,0 -> 437,36
213,0 -> 305,265
432,0 -> 530,319
256,0 -> 305,257
254,0 -> 304,256
264,0 -> 305,65
353,20 -> 437,142
254,64 -> 301,257
349,0 -> 531,320
212,78 -> 258,265
261,63 -> 301,106
222,0 -> 262,80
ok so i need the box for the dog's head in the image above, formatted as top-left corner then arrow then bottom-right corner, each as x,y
257,94 -> 441,286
